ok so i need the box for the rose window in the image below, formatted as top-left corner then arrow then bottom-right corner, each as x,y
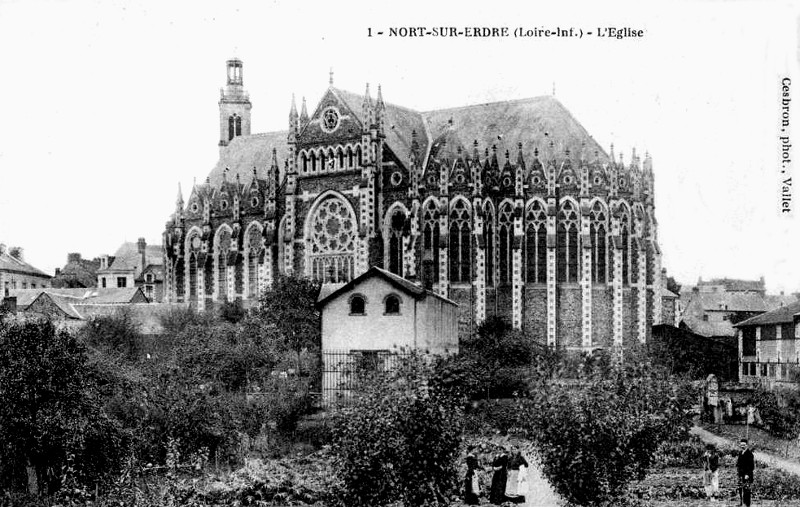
308,197 -> 356,283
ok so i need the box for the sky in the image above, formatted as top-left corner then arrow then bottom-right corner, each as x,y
0,0 -> 798,293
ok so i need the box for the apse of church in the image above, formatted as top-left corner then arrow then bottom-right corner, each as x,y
163,59 -> 663,350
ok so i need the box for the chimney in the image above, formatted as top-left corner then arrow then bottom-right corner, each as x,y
1,296 -> 17,314
137,238 -> 147,275
100,255 -> 108,270
9,247 -> 23,261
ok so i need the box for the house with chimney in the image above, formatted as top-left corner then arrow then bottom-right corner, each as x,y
97,238 -> 164,302
679,277 -> 797,339
0,243 -> 51,296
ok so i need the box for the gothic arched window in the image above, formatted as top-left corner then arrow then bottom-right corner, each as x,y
246,226 -> 261,299
217,228 -> 232,301
357,146 -> 363,167
235,116 -> 242,137
320,150 -> 327,171
307,196 -> 357,283
228,116 -> 235,141
301,153 -> 308,173
310,151 -> 317,172
590,202 -> 608,283
621,213 -> 630,285
498,203 -> 514,284
188,252 -> 198,301
484,204 -> 495,286
422,200 -> 440,288
347,146 -> 354,168
556,201 -> 579,283
525,201 -> 547,283
449,199 -> 471,283
388,209 -> 405,276
337,148 -> 344,169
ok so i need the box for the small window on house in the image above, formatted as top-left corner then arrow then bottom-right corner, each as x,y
722,314 -> 729,321
145,274 -> 154,283
22,282 -> 27,289
102,277 -> 107,288
117,277 -> 127,288
385,295 -> 401,315
702,314 -> 709,322
749,363 -> 757,376
31,283 -> 36,289
350,295 -> 366,315
11,281 -> 16,290
742,362 -> 749,376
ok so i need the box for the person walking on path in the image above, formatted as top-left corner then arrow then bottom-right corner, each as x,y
463,453 -> 481,505
702,443 -> 720,501
507,449 -> 529,496
737,438 -> 755,507
489,450 -> 510,505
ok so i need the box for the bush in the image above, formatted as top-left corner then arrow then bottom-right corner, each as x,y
79,309 -> 143,361
746,387 -> 800,440
0,319 -> 125,495
331,354 -> 463,506
517,360 -> 691,506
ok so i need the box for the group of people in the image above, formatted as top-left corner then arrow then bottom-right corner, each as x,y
464,447 -> 528,505
702,438 -> 755,506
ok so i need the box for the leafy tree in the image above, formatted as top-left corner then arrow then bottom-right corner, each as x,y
433,316 -> 557,401
331,354 -> 463,506
0,319 -> 123,495
78,309 -> 143,361
253,274 -> 321,371
518,360 -> 691,506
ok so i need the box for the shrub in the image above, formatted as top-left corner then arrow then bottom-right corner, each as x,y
517,360 -> 691,506
747,387 -> 800,440
0,319 -> 125,495
331,354 -> 463,506
79,309 -> 143,361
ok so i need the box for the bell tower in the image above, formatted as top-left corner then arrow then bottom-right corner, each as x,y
219,58 -> 252,152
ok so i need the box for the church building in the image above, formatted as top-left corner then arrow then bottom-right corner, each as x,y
163,59 -> 665,350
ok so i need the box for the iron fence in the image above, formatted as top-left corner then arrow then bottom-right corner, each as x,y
321,350 -> 412,407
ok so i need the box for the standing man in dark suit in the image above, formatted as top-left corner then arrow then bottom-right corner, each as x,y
736,438 -> 755,506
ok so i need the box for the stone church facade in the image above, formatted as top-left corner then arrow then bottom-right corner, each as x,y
164,59 -> 664,350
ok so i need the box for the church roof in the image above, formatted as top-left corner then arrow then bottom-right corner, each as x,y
203,91 -> 610,186
330,87 -> 430,166
208,131 -> 289,186
422,96 -> 609,165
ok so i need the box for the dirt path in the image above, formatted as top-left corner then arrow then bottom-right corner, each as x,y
518,457 -> 563,507
691,425 -> 800,477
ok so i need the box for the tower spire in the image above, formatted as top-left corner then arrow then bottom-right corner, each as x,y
219,58 -> 251,152
300,97 -> 309,124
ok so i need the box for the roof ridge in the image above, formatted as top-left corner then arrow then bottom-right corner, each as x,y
421,95 -> 556,115
331,86 -> 422,115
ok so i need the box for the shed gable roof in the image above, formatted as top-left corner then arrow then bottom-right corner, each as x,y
317,266 -> 457,308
